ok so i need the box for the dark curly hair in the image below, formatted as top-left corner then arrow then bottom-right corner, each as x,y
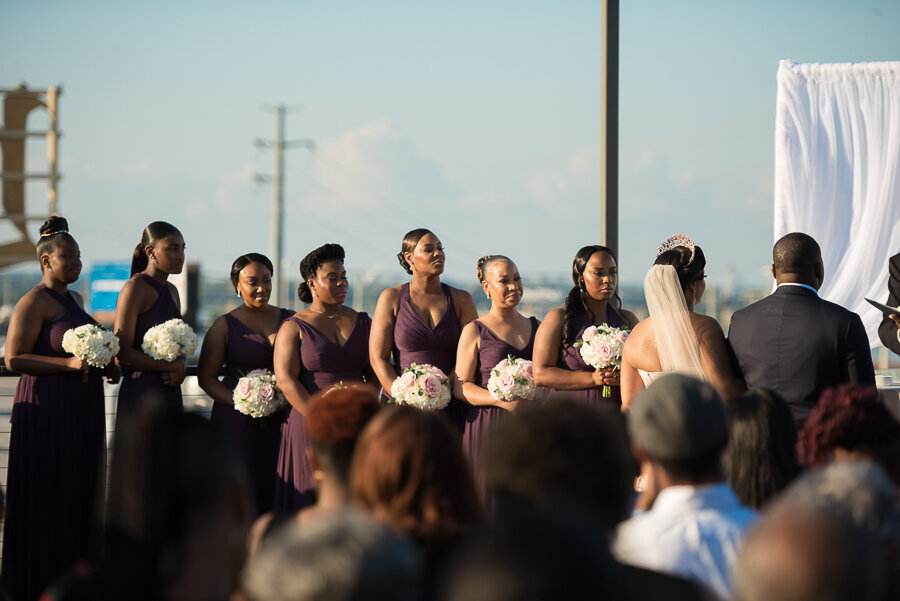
297,243 -> 345,304
396,228 -> 434,275
797,385 -> 900,475
654,245 -> 706,292
36,216 -> 77,270
722,388 -> 800,510
229,253 -> 274,293
562,245 -> 621,346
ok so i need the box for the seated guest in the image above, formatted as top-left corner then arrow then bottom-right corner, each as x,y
480,400 -> 714,601
796,384 -> 900,486
877,251 -> 900,354
243,509 -> 422,601
722,388 -> 800,510
613,374 -> 757,600
735,461 -> 895,601
728,232 -> 875,428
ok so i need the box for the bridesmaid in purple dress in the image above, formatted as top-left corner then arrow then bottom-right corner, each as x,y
370,229 -> 477,430
197,253 -> 291,515
273,243 -> 372,512
1,217 -> 119,601
455,255 -> 539,508
114,221 -> 186,415
533,245 -> 638,407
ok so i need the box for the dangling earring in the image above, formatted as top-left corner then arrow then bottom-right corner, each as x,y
236,290 -> 241,298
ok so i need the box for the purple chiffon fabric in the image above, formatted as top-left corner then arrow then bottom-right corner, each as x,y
116,273 -> 183,415
1,286 -> 106,601
463,317 -> 538,510
391,283 -> 464,430
556,308 -> 627,407
273,313 -> 371,513
208,308 -> 292,515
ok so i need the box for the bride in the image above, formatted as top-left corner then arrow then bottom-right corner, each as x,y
620,235 -> 744,408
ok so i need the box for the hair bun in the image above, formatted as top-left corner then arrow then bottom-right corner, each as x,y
39,215 -> 69,237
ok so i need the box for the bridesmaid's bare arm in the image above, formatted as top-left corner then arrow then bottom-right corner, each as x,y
369,287 -> 401,392
197,315 -> 234,405
273,318 -> 314,415
454,321 -> 511,410
452,288 -> 478,328
532,308 -> 603,390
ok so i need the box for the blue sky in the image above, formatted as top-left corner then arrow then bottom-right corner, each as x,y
2,0 -> 899,289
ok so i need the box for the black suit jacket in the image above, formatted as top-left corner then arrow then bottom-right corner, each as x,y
728,285 -> 875,426
878,253 -> 900,355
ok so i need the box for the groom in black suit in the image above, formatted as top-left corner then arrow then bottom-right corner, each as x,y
728,233 -> 875,427
877,252 -> 900,355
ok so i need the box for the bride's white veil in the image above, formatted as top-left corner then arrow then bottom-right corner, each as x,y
643,264 -> 708,380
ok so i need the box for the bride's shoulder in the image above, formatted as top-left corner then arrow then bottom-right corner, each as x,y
691,313 -> 726,337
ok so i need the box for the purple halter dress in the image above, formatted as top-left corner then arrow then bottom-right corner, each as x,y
274,313 -> 371,513
392,283 -> 464,430
557,307 -> 627,407
116,273 -> 184,415
208,308 -> 292,515
463,317 -> 538,510
1,286 -> 106,601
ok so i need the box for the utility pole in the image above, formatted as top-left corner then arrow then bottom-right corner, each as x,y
255,105 -> 313,307
601,0 -> 619,256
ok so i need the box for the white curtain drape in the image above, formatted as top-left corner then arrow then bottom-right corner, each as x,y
774,60 -> 900,349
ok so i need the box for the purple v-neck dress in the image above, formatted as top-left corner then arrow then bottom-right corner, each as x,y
392,283 -> 464,429
557,307 -> 627,407
117,273 -> 184,415
1,286 -> 106,601
273,312 -> 371,513
209,308 -> 292,515
463,317 -> 538,509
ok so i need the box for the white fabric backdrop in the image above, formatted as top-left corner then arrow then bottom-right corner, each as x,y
774,60 -> 900,349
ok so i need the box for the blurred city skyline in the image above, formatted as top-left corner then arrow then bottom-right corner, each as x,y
2,1 -> 899,288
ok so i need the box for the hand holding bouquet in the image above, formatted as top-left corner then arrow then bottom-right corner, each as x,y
62,324 -> 120,373
487,355 -> 546,402
233,369 -> 286,418
574,324 -> 630,398
141,318 -> 198,361
390,363 -> 451,411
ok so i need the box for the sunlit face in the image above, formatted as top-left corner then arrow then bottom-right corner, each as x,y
309,259 -> 348,305
581,251 -> 617,302
483,260 -> 523,308
406,233 -> 445,276
237,262 -> 272,309
149,232 -> 185,275
42,238 -> 82,284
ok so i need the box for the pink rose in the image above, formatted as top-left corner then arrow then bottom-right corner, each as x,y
419,374 -> 442,398
258,383 -> 275,403
498,372 -> 516,393
235,378 -> 252,398
399,371 -> 417,390
597,343 -> 615,363
247,368 -> 268,377
615,330 -> 629,344
495,358 -> 510,370
521,362 -> 534,382
582,326 -> 598,342
430,366 -> 447,380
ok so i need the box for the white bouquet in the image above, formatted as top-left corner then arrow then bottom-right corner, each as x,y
390,363 -> 451,411
574,324 -> 630,398
61,324 -> 120,368
141,318 -> 198,361
233,369 -> 286,418
487,355 -> 546,402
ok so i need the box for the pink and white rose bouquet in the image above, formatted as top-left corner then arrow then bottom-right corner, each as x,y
390,363 -> 451,410
574,324 -> 630,397
233,369 -> 286,418
487,355 -> 547,402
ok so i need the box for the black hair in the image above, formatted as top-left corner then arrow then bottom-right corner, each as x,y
297,243 -> 346,303
562,245 -> 621,346
654,245 -> 706,291
656,440 -> 727,483
229,253 -> 274,292
36,216 -> 76,270
131,221 -> 181,276
476,255 -> 513,283
722,388 -> 799,510
397,228 -> 434,275
773,232 -> 821,275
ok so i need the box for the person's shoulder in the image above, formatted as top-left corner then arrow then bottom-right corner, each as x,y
448,285 -> 474,303
376,285 -> 403,304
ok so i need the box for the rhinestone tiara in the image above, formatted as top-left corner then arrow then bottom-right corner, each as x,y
655,234 -> 695,263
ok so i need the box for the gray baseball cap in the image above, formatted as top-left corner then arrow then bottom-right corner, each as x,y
627,373 -> 727,460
